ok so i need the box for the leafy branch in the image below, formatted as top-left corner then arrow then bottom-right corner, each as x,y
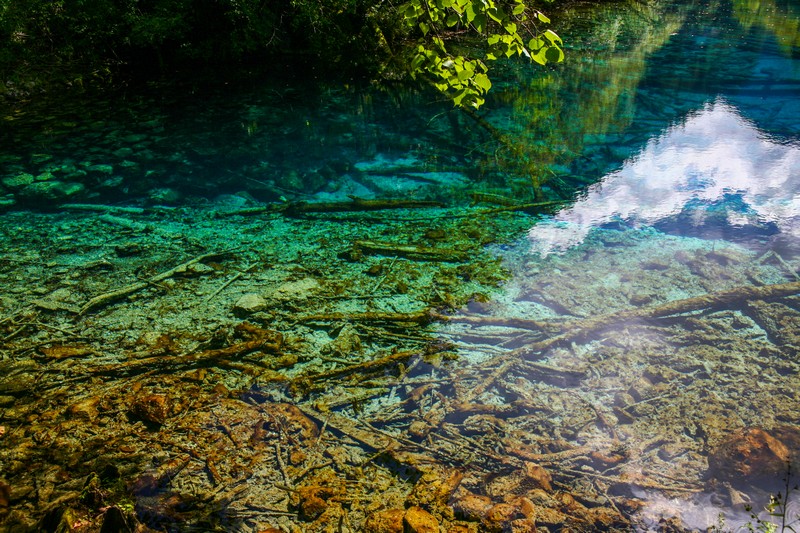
401,0 -> 563,107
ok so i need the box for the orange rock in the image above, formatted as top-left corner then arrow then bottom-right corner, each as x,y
582,506 -> 626,529
508,518 -> 537,533
523,462 -> 552,492
708,427 -> 791,485
67,396 -> 101,421
482,503 -> 522,532
533,506 -> 568,527
404,506 -> 439,533
553,491 -> 586,514
297,485 -> 336,521
363,508 -> 405,533
510,497 -> 536,519
407,467 -> 463,508
130,393 -> 171,425
451,493 -> 492,521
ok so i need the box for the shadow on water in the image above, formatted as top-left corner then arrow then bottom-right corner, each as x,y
0,0 -> 799,531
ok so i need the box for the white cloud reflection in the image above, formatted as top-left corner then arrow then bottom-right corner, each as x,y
529,99 -> 800,255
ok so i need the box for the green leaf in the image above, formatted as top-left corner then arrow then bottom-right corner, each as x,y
419,21 -> 430,35
473,13 -> 487,33
536,11 -> 550,23
464,3 -> 476,22
544,29 -> 562,45
528,37 -> 544,50
531,46 -> 547,65
512,3 -> 525,16
545,45 -> 564,63
487,7 -> 503,23
473,72 -> 491,92
452,88 -> 468,106
445,13 -> 460,26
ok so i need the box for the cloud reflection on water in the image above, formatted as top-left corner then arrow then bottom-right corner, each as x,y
529,99 -> 800,256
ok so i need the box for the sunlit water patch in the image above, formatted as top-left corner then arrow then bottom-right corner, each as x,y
529,99 -> 800,256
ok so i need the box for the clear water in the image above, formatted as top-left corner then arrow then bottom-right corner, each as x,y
1,0 -> 799,531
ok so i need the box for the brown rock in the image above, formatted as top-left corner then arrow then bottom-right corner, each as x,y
510,497 -> 536,519
363,509 -> 405,533
708,427 -> 791,486
263,403 -> 318,443
130,394 -> 171,425
553,491 -> 586,514
508,518 -> 537,533
404,506 -> 439,533
407,467 -> 463,508
67,397 -> 101,421
523,462 -> 552,492
484,463 -> 552,498
583,506 -> 626,529
451,493 -> 492,521
533,506 -> 568,527
297,485 -> 335,521
482,503 -> 521,531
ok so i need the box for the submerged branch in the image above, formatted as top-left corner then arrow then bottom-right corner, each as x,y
464,279 -> 800,401
79,251 -> 228,315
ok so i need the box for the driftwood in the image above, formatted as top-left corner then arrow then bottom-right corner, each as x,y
430,311 -> 562,333
305,348 -> 420,383
97,214 -> 152,232
464,279 -> 800,401
80,251 -> 226,314
297,405 -> 400,453
61,203 -> 146,215
90,323 -> 283,375
219,197 -> 444,218
298,310 -> 434,326
205,263 -> 257,303
352,240 -> 470,262
284,196 -> 444,216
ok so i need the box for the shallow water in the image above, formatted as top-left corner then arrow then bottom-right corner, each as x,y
1,0 -> 799,531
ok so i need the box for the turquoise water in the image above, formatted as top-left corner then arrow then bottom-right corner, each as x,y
1,0 -> 799,531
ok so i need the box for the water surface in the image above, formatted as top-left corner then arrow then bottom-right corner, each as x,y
1,0 -> 799,531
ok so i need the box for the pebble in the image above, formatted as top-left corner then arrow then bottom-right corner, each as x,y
403,506 -> 439,533
233,293 -> 268,315
363,508 -> 405,533
451,493 -> 492,521
130,393 -> 171,425
1,173 -> 34,189
707,426 -> 792,486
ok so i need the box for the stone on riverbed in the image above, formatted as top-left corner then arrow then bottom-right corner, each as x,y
233,293 -> 268,315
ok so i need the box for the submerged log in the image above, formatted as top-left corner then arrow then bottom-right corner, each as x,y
352,240 -> 470,262
298,310 -> 434,326
284,196 -> 444,216
79,251 -> 227,315
305,348 -> 419,383
464,279 -> 800,401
